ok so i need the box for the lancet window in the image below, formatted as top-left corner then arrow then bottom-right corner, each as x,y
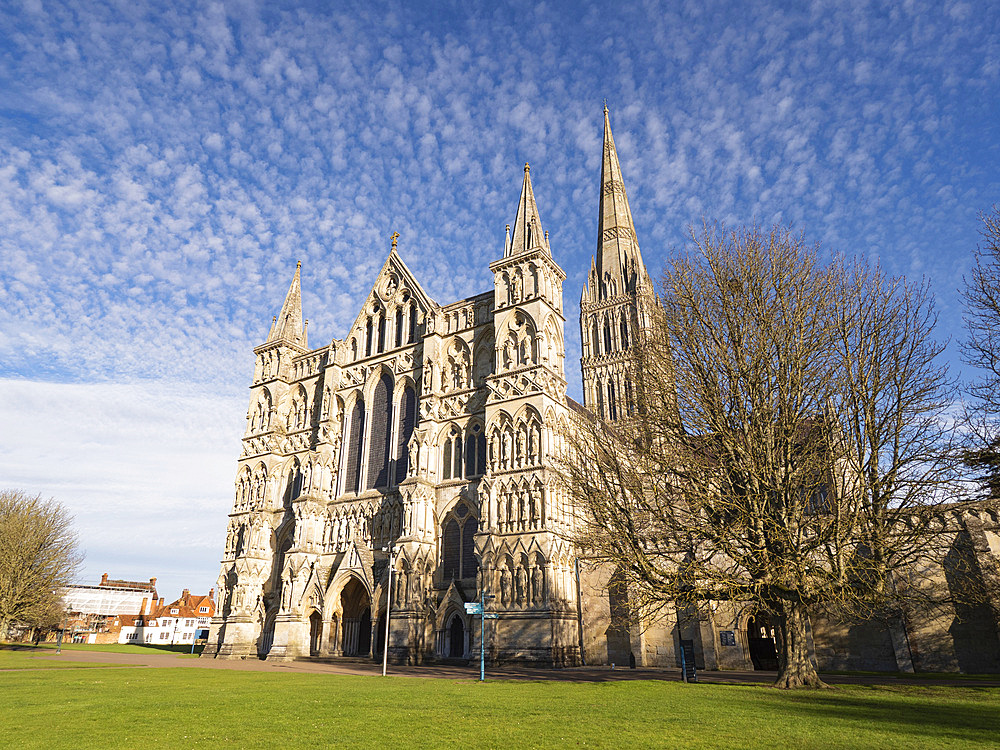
395,385 -> 417,484
442,425 -> 463,480
441,503 -> 478,581
366,373 -> 394,489
343,398 -> 365,494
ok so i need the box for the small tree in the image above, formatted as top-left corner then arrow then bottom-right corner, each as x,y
556,225 -> 960,688
0,490 -> 82,640
961,206 -> 1000,496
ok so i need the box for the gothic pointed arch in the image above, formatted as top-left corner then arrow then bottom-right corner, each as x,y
366,371 -> 394,489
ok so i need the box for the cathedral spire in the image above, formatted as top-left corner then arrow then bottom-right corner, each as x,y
268,260 -> 307,348
595,107 -> 648,299
505,163 -> 550,258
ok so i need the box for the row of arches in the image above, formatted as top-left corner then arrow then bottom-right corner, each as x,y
594,371 -> 635,422
340,373 -> 417,495
488,407 -> 542,473
440,422 -> 487,481
350,299 -> 420,361
497,260 -> 560,310
588,306 -> 633,358
493,477 -> 545,533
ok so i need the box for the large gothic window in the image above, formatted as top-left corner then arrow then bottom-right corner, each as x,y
367,373 -> 394,489
442,504 -> 478,580
344,399 -> 365,494
596,377 -> 605,420
395,386 -> 416,484
442,425 -> 462,480
464,423 -> 487,477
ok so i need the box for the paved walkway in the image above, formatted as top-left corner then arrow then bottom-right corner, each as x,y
11,647 -> 1000,687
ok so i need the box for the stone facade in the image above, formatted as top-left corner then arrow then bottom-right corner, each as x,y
204,109 -> 1000,673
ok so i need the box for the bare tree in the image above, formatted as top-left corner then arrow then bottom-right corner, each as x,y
556,225 -> 961,688
961,206 -> 1000,496
0,490 -> 83,640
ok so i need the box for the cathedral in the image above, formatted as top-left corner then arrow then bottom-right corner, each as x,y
204,110 -> 1000,673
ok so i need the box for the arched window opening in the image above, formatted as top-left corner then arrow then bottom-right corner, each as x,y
366,374 -> 394,489
443,440 -> 453,481
344,399 -> 365,494
395,307 -> 404,348
461,514 -> 477,579
464,423 -> 486,478
442,504 -> 478,581
592,320 -> 600,356
442,518 -> 461,579
620,315 -> 629,349
603,317 -> 613,354
408,303 -> 417,343
395,386 -> 417,484
596,378 -> 605,420
625,380 -> 634,416
442,426 -> 463,480
365,318 -> 373,357
377,312 -> 386,353
608,380 -> 618,422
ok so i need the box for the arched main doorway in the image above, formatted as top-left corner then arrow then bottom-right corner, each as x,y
340,578 -> 372,657
747,612 -> 779,670
448,613 -> 466,658
258,612 -> 276,659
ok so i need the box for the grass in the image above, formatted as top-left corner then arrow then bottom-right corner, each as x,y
1,655 -> 999,750
22,642 -> 203,656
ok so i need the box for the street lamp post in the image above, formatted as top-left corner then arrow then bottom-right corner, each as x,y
381,546 -> 394,677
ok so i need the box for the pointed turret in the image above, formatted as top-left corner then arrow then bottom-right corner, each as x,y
595,107 -> 649,299
269,261 -> 307,348
505,163 -> 550,258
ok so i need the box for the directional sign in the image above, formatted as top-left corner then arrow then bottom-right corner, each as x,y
483,613 -> 500,619
464,602 -> 483,615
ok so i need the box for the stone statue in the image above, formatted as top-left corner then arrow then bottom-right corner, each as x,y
500,567 -> 511,607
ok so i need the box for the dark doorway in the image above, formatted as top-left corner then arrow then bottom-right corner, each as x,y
374,613 -> 386,657
340,578 -> 372,657
309,611 -> 322,656
747,612 -> 779,670
449,615 -> 465,658
258,612 -> 276,659
358,610 -> 372,656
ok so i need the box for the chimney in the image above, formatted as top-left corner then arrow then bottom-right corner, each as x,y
101,573 -> 108,586
140,597 -> 148,616
182,588 -> 189,601
209,588 -> 215,600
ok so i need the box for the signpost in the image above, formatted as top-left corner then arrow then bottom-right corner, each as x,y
468,591 -> 496,681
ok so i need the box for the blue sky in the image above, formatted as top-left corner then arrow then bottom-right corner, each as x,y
1,0 -> 998,601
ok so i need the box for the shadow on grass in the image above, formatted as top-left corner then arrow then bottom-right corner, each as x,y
770,686 -> 1000,745
1,642 -> 204,655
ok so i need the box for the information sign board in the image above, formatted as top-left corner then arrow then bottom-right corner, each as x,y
464,602 -> 483,615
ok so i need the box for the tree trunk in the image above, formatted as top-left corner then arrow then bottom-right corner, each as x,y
773,600 -> 827,689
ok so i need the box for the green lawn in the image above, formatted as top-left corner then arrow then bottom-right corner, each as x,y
2,657 -> 998,750
23,642 -> 203,656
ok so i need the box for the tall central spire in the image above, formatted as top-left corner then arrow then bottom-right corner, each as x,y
506,163 -> 550,258
595,107 -> 647,299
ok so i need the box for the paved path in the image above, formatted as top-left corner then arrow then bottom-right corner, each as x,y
11,647 -> 1000,687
